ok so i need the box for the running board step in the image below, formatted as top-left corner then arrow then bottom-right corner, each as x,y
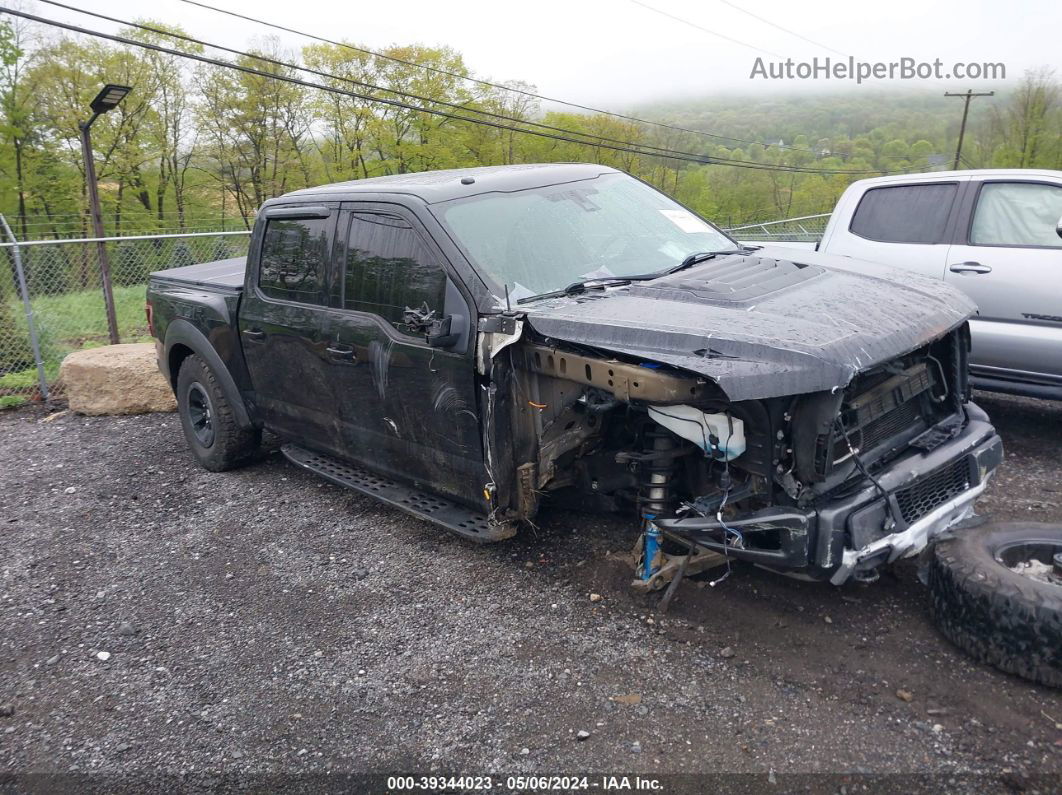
281,444 -> 516,543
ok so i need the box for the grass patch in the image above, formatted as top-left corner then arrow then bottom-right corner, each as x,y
5,283 -> 151,374
3,283 -> 154,401
0,366 -> 39,390
22,283 -> 151,345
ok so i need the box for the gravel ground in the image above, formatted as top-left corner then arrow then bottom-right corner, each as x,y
1,392 -> 1060,792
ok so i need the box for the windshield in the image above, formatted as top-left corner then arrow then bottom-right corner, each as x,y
433,172 -> 735,303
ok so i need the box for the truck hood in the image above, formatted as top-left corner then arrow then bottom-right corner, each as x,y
523,247 -> 976,401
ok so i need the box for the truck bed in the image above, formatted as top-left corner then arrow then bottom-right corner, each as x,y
149,257 -> 246,291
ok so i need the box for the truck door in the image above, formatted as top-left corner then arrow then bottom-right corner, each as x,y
945,179 -> 1062,387
821,179 -> 968,278
238,205 -> 342,451
322,205 -> 484,507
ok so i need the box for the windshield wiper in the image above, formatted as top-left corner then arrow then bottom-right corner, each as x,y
659,249 -> 746,277
515,249 -> 748,306
516,276 -> 634,305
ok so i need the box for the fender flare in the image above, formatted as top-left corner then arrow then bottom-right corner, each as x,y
164,319 -> 255,430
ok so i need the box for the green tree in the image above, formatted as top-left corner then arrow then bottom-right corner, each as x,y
988,68 -> 1060,168
195,41 -> 312,226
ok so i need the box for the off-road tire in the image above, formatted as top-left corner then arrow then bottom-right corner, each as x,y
928,522 -> 1062,688
176,354 -> 261,472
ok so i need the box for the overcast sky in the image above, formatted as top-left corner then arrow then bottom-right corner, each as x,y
33,0 -> 1062,107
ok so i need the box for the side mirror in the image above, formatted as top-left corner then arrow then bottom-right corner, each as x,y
1056,215 -> 1062,240
402,300 -> 463,349
427,314 -> 460,348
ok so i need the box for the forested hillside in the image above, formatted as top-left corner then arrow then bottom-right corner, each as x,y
0,13 -> 1059,239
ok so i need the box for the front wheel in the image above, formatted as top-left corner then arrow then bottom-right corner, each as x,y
176,354 -> 261,472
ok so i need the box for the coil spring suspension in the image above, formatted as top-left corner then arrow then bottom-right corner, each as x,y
637,429 -> 679,581
639,429 -> 677,517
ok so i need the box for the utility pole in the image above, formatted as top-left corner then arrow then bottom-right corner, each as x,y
945,89 -> 994,170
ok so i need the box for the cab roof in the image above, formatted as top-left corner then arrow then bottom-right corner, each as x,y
851,167 -> 1062,187
275,163 -> 618,205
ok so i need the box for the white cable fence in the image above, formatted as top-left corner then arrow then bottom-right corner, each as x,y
0,226 -> 251,407
723,212 -> 831,242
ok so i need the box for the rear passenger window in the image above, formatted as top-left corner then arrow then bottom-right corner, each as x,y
970,182 -> 1062,247
259,218 -> 330,303
849,183 -> 958,244
343,212 -> 447,335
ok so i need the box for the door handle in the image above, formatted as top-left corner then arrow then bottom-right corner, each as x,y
325,345 -> 356,363
949,261 -> 992,274
242,328 -> 265,340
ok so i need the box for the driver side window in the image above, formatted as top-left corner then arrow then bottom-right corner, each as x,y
342,212 -> 447,336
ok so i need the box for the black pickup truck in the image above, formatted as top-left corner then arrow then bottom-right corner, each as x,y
147,163 -> 1003,588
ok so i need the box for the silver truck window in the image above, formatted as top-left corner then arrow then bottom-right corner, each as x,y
970,182 -> 1062,248
343,212 -> 447,334
849,183 -> 957,244
258,217 -> 330,304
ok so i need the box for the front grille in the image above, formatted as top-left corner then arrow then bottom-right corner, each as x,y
894,456 -> 973,524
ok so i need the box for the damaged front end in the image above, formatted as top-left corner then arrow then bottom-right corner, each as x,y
650,324 -> 1002,584
476,255 -> 1002,587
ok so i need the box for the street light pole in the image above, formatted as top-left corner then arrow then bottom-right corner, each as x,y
79,114 -> 120,345
79,83 -> 131,346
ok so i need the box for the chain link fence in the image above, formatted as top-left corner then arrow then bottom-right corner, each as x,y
723,213 -> 832,243
0,228 -> 251,408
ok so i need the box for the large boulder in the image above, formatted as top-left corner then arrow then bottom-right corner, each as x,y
59,343 -> 176,415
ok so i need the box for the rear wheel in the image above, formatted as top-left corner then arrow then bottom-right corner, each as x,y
176,354 -> 260,472
928,522 -> 1062,688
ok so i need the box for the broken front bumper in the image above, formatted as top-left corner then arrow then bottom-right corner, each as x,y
655,402 -> 1003,583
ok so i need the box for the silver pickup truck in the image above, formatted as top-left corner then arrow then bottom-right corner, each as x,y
749,170 -> 1062,400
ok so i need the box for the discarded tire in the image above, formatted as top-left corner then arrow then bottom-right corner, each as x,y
928,522 -> 1062,688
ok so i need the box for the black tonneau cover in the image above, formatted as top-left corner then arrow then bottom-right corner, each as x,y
149,257 -> 246,291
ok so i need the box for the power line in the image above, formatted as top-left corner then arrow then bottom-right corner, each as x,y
37,0 -> 834,169
2,6 -> 888,176
175,0 -> 915,164
31,3 -> 879,175
51,0 -> 888,175
627,0 -> 784,58
175,0 -> 836,157
44,1 -> 662,157
712,0 -> 847,57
